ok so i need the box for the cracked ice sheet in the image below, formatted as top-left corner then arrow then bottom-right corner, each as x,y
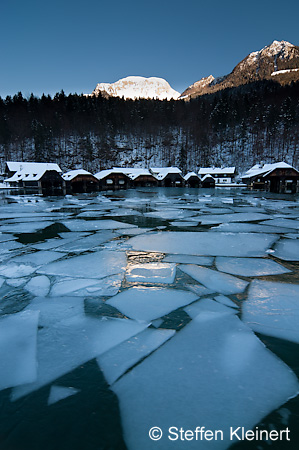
169,221 -> 199,227
25,275 -> 51,297
50,274 -> 123,297
24,297 -> 84,327
11,316 -> 149,401
215,257 -> 291,277
126,263 -> 176,284
273,239 -> 299,261
242,280 -> 299,343
210,222 -> 296,234
37,250 -> 126,279
184,298 -> 237,318
22,296 -> 85,327
214,295 -> 238,309
0,240 -> 25,254
163,254 -> 213,266
127,232 -> 278,257
189,212 -> 271,225
0,262 -> 37,278
97,328 -> 175,385
179,265 -> 248,295
143,210 -> 197,220
48,385 -> 80,405
11,250 -> 67,266
0,310 -> 39,391
61,219 -> 137,232
113,312 -> 299,450
0,221 -> 54,234
259,218 -> 299,230
107,287 -> 198,322
51,231 -> 116,253
0,234 -> 17,243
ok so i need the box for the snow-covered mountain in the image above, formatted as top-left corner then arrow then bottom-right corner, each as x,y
91,76 -> 180,100
180,40 -> 299,99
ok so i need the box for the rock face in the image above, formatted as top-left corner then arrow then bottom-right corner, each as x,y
91,76 -> 180,100
180,40 -> 299,99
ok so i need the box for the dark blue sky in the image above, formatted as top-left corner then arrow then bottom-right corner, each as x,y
1,0 -> 299,98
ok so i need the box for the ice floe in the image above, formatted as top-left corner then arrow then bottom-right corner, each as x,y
48,385 -> 80,405
259,218 -> 299,230
107,287 -> 198,321
97,328 -> 175,385
242,280 -> 299,343
210,222 -> 295,234
273,239 -> 299,261
62,219 -> 137,232
37,250 -> 126,279
214,294 -> 238,309
11,316 -> 149,400
0,221 -> 54,233
0,262 -> 37,278
128,232 -> 277,257
50,274 -> 123,297
179,265 -> 249,295
112,312 -> 299,450
25,275 -> 51,297
126,263 -> 176,284
163,254 -> 213,265
22,296 -> 85,327
215,256 -> 291,277
51,231 -> 116,252
12,250 -> 66,266
0,310 -> 39,391
184,298 -> 237,318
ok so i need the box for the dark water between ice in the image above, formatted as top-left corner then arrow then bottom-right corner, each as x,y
0,187 -> 298,450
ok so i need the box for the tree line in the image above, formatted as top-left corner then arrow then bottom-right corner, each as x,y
1,79 -> 299,174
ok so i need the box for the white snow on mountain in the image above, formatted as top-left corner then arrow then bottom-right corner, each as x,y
91,76 -> 180,100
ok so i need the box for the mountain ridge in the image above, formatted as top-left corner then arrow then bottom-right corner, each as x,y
180,40 -> 299,99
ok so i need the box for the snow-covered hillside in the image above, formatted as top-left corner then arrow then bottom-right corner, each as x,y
91,76 -> 180,100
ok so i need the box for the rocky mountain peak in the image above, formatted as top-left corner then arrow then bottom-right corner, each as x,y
181,40 -> 299,99
91,76 -> 180,100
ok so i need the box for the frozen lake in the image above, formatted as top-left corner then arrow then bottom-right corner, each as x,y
0,187 -> 299,450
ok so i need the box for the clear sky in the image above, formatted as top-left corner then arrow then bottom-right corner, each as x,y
1,0 -> 299,98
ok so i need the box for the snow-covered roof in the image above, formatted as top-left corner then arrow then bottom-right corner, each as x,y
94,169 -> 128,180
201,174 -> 215,182
242,162 -> 295,179
62,169 -> 93,181
198,167 -> 235,176
6,161 -> 62,173
112,167 -> 157,180
150,167 -> 182,180
184,172 -> 200,181
5,162 -> 62,183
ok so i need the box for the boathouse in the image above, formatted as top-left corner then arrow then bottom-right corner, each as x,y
150,167 -> 184,187
63,169 -> 99,193
241,162 -> 299,194
184,172 -> 201,188
94,169 -> 132,190
4,162 -> 64,194
198,167 -> 236,185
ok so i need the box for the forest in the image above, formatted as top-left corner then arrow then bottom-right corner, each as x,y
0,79 -> 299,174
